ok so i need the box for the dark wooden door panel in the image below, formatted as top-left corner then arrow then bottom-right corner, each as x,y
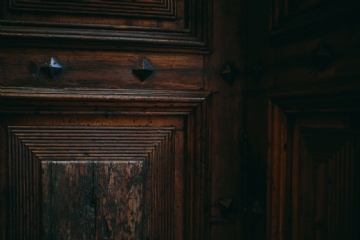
8,125 -> 176,239
0,88 -> 210,239
0,0 -> 248,239
0,0 -> 210,52
267,93 -> 360,239
41,160 -> 145,239
247,0 -> 360,238
292,117 -> 360,240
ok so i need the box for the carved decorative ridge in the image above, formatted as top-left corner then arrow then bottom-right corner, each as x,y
0,87 -> 210,115
9,0 -> 175,18
8,126 -> 175,239
0,0 -> 211,52
301,129 -> 354,163
132,59 -> 155,81
1,87 -> 210,239
269,0 -> 360,45
267,89 -> 360,240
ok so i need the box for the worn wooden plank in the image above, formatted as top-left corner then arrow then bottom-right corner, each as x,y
41,161 -> 96,240
94,160 -> 145,240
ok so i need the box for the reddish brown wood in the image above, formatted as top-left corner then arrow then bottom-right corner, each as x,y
0,0 -> 211,52
0,90 -> 210,239
0,0 -> 246,239
0,49 -> 204,90
247,1 -> 360,240
269,0 -> 360,44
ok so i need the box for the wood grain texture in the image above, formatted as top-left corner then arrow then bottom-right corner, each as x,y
0,0 -> 211,52
1,87 -> 210,239
293,128 -> 359,240
267,92 -> 360,240
8,126 -> 175,239
269,0 -> 360,44
0,49 -> 204,90
10,0 -> 175,17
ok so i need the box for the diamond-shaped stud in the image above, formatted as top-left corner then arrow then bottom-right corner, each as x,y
313,44 -> 333,71
132,58 -> 154,81
221,62 -> 236,83
41,57 -> 62,78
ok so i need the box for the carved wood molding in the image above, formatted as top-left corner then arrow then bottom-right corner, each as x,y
0,87 -> 211,240
267,83 -> 360,239
10,0 -> 175,18
0,87 -> 210,115
0,0 -> 211,53
269,0 -> 360,45
8,126 -> 175,239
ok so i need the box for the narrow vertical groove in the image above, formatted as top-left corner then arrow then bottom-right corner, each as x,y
8,130 -> 12,239
16,140 -> 24,239
342,142 -> 348,238
50,161 -> 53,240
161,137 -> 164,240
160,137 -> 164,239
14,137 -> 18,240
25,145 -> 29,239
9,130 -> 14,239
92,161 -> 97,239
25,144 -> 29,239
170,131 -> 175,239
150,148 -> 155,239
8,126 -> 178,239
329,152 -> 335,240
339,145 -> 345,239
21,143 -> 29,239
153,144 -> 158,239
34,156 -> 38,239
355,131 -> 360,238
345,140 -> 351,239
159,138 -> 163,240
16,134 -> 20,240
30,150 -> 33,240
335,147 -> 341,239
332,150 -> 338,239
161,138 -> 165,240
188,114 -> 194,240
163,137 -> 167,240
351,133 -> 357,237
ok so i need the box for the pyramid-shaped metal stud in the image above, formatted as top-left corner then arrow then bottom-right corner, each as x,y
221,63 -> 236,84
132,58 -> 154,81
41,57 -> 62,78
313,44 -> 333,71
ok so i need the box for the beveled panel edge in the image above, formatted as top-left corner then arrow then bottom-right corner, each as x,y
0,0 -> 211,53
7,125 -> 176,239
0,24 -> 209,53
0,87 -> 211,115
266,83 -> 360,240
269,0 -> 360,45
10,0 -> 175,18
0,87 -> 210,101
267,76 -> 360,113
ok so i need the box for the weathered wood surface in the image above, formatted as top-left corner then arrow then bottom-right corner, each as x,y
247,0 -> 360,239
0,0 -> 247,239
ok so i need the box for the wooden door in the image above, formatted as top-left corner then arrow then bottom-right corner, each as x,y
0,0 -> 247,239
246,0 -> 360,239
